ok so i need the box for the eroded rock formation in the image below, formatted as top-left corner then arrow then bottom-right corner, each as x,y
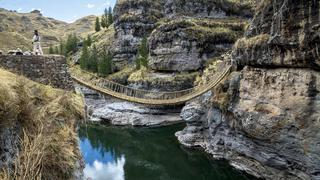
111,0 -> 255,71
176,1 -> 320,179
148,18 -> 246,71
112,0 -> 164,69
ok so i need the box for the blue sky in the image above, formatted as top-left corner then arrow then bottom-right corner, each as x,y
0,0 -> 116,23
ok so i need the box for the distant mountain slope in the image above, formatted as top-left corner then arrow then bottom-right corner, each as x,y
0,8 -> 96,52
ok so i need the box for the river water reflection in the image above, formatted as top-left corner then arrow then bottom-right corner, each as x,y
79,124 -> 252,180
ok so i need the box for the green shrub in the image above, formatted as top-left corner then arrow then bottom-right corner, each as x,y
98,51 -> 113,77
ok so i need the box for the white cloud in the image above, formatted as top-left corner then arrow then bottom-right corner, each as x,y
84,156 -> 125,180
102,2 -> 111,7
17,8 -> 22,12
87,3 -> 95,9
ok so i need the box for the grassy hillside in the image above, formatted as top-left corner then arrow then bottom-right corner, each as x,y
0,68 -> 85,179
91,25 -> 115,52
0,8 -> 96,52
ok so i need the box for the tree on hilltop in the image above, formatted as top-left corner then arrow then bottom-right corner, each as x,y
101,15 -> 107,28
107,7 -> 113,26
95,17 -> 101,32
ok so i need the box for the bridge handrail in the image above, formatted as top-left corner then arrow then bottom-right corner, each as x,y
70,64 -> 232,105
70,65 -> 195,94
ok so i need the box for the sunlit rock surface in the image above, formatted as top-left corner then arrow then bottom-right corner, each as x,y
111,0 -> 255,71
177,1 -> 320,179
76,85 -> 182,127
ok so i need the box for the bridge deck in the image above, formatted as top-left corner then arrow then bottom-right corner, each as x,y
71,65 -> 232,105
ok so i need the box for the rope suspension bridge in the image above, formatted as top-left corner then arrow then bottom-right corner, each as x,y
71,64 -> 232,105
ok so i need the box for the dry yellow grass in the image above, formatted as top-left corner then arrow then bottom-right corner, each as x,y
0,8 -> 96,51
0,69 -> 85,180
128,67 -> 198,87
234,34 -> 270,50
91,25 -> 116,53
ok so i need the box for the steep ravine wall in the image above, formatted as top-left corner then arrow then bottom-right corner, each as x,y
177,1 -> 320,180
111,0 -> 255,70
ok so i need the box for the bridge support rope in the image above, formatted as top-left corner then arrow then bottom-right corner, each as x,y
71,65 -> 232,105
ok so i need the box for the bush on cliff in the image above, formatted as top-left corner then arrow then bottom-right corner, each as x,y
0,69 -> 85,180
136,36 -> 149,70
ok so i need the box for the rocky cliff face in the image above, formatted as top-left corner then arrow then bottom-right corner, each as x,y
112,0 -> 164,69
233,0 -> 320,69
111,0 -> 255,71
177,1 -> 320,179
110,0 -> 255,93
148,18 -> 246,71
163,0 -> 255,19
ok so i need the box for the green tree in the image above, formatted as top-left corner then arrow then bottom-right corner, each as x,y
104,8 -> 109,27
85,35 -> 92,47
101,15 -> 107,28
88,44 -> 98,72
80,45 -> 89,70
65,34 -> 72,53
98,51 -> 112,77
54,46 -> 59,54
95,17 -> 101,32
65,34 -> 78,54
107,7 -> 113,26
49,45 -> 54,54
59,39 -> 66,56
137,36 -> 148,68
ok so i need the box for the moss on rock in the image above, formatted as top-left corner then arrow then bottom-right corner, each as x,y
128,67 -> 199,91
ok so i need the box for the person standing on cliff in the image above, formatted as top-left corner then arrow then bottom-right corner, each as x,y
32,30 -> 43,55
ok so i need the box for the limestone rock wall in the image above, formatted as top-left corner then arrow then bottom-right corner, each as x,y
177,1 -> 320,179
164,0 -> 255,18
112,0 -> 164,69
233,0 -> 320,69
111,0 -> 256,71
148,19 -> 247,71
0,55 -> 74,90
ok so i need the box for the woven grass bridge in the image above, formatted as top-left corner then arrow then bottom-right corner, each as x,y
71,64 -> 232,105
